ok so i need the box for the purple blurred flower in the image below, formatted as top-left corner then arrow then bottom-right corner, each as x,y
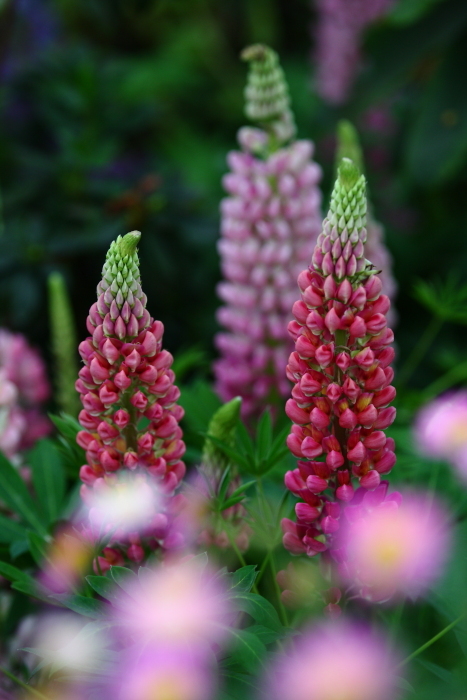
111,645 -> 215,700
336,488 -> 451,601
415,392 -> 467,480
265,618 -> 399,700
313,0 -> 395,105
0,330 -> 51,457
113,558 -> 233,650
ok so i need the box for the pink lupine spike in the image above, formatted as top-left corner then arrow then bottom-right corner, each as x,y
214,45 -> 322,419
76,232 -> 186,559
283,158 -> 396,576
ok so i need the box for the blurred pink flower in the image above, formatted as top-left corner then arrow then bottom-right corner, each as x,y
0,330 -> 51,457
265,618 -> 398,700
314,0 -> 395,105
337,489 -> 451,601
415,392 -> 467,480
113,558 -> 233,649
113,646 -> 215,700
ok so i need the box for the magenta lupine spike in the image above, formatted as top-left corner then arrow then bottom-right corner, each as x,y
313,0 -> 395,105
76,231 -> 186,557
214,45 -> 322,418
282,158 -> 396,559
337,120 -> 397,324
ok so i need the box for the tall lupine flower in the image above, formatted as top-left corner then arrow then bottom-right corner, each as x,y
313,0 -> 395,105
48,272 -> 80,417
0,329 -> 50,455
76,231 -> 186,560
337,120 -> 397,324
282,158 -> 396,559
214,44 -> 322,418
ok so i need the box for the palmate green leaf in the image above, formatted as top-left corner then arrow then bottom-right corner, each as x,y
29,439 -> 66,525
236,422 -> 255,459
414,275 -> 467,325
205,435 -> 251,473
0,454 -> 46,535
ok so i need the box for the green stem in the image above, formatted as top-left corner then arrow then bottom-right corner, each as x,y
421,360 -> 467,403
397,611 -> 467,668
398,316 -> 443,387
255,549 -> 272,587
269,549 -> 288,627
0,668 -> 51,700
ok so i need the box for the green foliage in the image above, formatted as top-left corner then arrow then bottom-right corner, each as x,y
207,410 -> 290,476
414,275 -> 467,324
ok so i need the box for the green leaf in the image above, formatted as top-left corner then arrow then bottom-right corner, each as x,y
232,592 -> 283,632
49,413 -> 81,442
50,594 -> 107,619
416,659 -> 455,685
225,628 -> 266,673
236,422 -> 255,459
0,561 -> 35,585
27,531 -> 48,566
218,466 -> 232,504
86,575 -> 122,605
29,439 -> 66,525
229,566 -> 257,593
110,565 -> 139,595
245,624 -> 285,645
0,513 -> 28,543
0,453 -> 47,535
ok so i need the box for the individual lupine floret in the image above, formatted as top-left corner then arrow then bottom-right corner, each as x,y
336,120 -> 397,322
282,158 -> 396,559
214,45 -> 322,417
76,231 -> 186,557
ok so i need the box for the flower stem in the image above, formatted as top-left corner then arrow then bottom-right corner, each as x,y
225,526 -> 260,594
397,611 -> 467,667
398,316 -> 443,387
268,548 -> 288,627
0,667 -> 51,700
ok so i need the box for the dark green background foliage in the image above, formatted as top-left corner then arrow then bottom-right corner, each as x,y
0,0 -> 467,394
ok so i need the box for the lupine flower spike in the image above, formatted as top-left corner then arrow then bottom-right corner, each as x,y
214,44 -> 322,417
314,0 -> 395,105
48,272 -> 81,417
283,158 -> 396,560
337,120 -> 397,322
76,231 -> 186,563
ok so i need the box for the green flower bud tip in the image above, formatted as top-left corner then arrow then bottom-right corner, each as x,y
241,43 -> 296,144
336,120 -> 364,175
338,157 -> 362,192
202,396 -> 242,469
